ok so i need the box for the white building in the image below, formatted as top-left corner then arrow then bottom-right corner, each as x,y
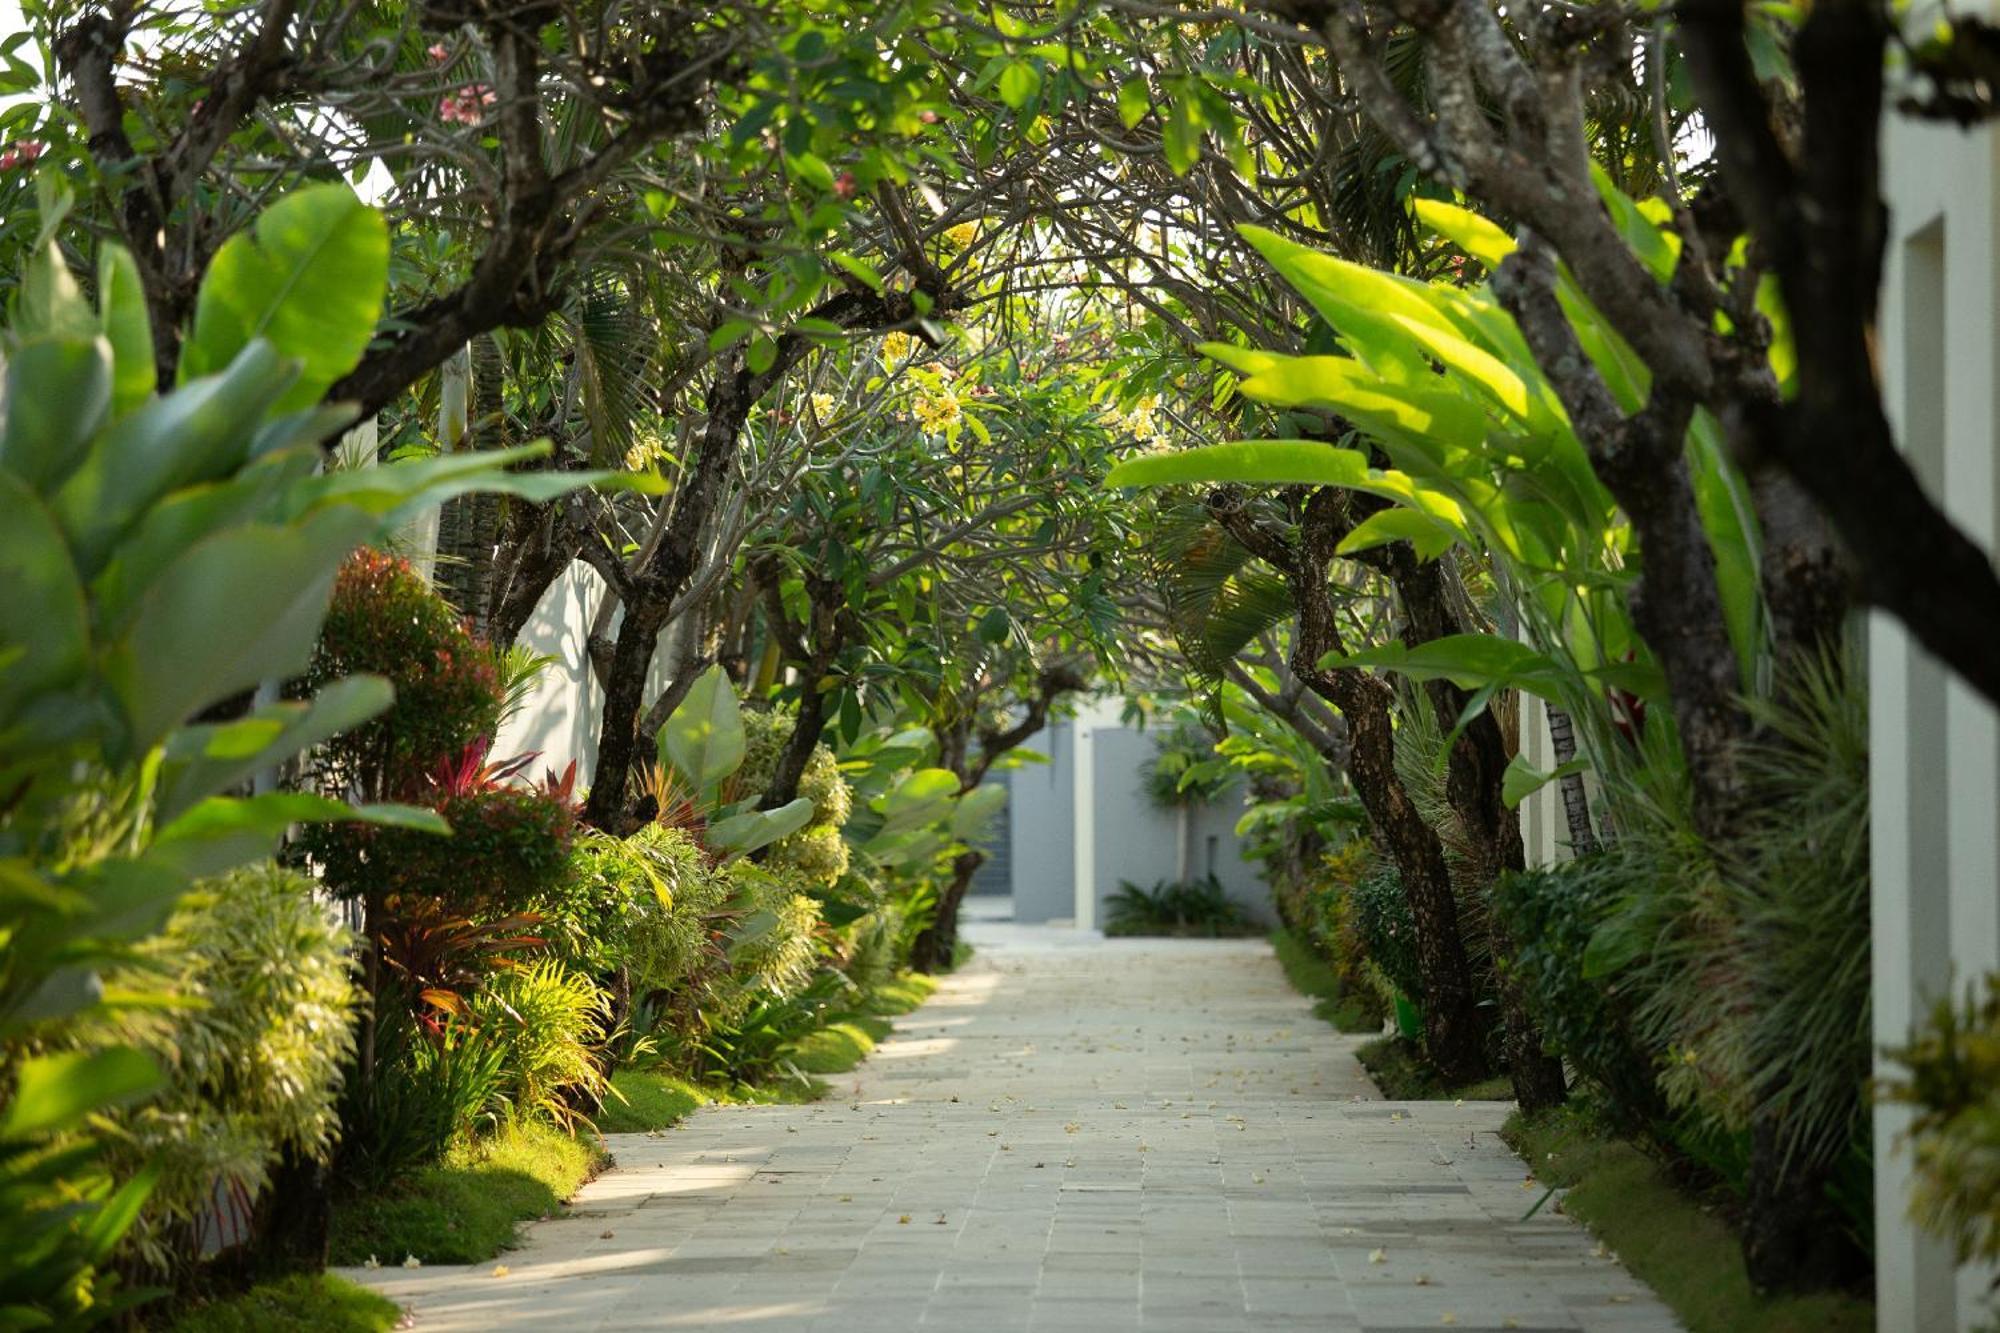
1869,102 -> 2000,1333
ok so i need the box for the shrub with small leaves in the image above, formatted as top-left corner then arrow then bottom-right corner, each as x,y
767,821 -> 851,887
1880,973 -> 2000,1274
101,863 -> 360,1272
306,549 -> 503,797
305,784 -> 576,912
1351,863 -> 1424,1006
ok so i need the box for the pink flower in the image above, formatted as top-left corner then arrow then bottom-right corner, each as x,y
428,42 -> 449,63
832,170 -> 857,200
438,84 -> 495,126
918,109 -> 939,124
0,140 -> 43,172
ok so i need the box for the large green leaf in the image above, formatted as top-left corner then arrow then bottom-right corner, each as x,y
89,446 -> 326,633
150,791 -> 447,879
1323,634 -> 1570,699
708,798 -> 816,858
101,506 -> 378,753
876,767 -> 960,836
950,782 -> 1008,840
0,471 -> 89,735
658,665 -> 746,796
293,441 -> 662,528
181,183 -> 390,412
0,1048 -> 160,1141
1106,439 -> 1371,490
156,674 -> 395,822
1411,198 -> 1516,270
97,243 -> 156,416
1500,752 -> 1589,810
52,340 -> 297,575
0,336 -> 112,494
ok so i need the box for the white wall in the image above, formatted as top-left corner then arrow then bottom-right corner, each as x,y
1874,104 -> 2000,1332
491,561 -> 678,779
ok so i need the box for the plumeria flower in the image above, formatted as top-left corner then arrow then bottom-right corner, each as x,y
428,42 -> 449,63
402,1253 -> 423,1269
0,139 -> 45,171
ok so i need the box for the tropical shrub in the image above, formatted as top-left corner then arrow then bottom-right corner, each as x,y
1350,863 -> 1425,1007
471,960 -> 610,1129
310,782 -> 577,913
1880,973 -> 2000,1283
100,863 -> 359,1273
1104,875 -> 1254,938
722,865 -> 824,1006
304,549 -> 503,798
336,1002 -> 509,1190
1139,718 -> 1231,807
0,182 -> 603,1322
619,825 -> 730,1000
1493,861 -> 1662,1132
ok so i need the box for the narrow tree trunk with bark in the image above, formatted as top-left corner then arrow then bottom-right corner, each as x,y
1386,551 -> 1567,1110
1543,706 -> 1600,856
910,849 -> 984,975
1208,487 -> 1491,1085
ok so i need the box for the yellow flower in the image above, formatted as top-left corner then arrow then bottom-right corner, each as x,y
881,330 -> 915,363
944,222 -> 978,251
810,392 -> 837,422
912,392 -> 961,433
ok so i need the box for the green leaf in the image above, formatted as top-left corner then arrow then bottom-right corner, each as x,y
1411,198 -> 1516,270
1322,634 -> 1569,699
53,340 -> 298,576
1335,507 -> 1462,560
151,791 -> 447,879
156,674 -> 395,821
102,506 -> 379,754
181,183 -> 390,412
0,1048 -> 160,1141
1500,752 -> 1589,809
1163,99 -> 1201,173
709,798 -> 816,857
976,606 -> 1012,643
998,60 -> 1042,110
1117,77 -> 1150,129
18,240 -> 95,340
97,243 -> 156,415
877,767 -> 960,836
0,470 -> 90,735
658,665 -> 746,797
709,319 -> 755,353
0,335 -> 111,494
951,783 -> 1007,840
831,253 -> 885,293
1106,439 -> 1371,490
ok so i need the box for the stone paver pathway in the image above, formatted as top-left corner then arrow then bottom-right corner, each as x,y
346,912 -> 1679,1331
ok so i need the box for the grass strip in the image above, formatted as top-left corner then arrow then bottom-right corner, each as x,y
1505,1106 -> 1874,1333
328,1119 -> 602,1266
1269,927 -> 1384,1034
1356,1035 -> 1513,1100
167,1274 -> 400,1332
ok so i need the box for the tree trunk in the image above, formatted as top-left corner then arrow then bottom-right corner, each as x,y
1388,552 -> 1567,1110
910,849 -> 983,975
1741,1119 -> 1862,1293
1543,706 -> 1600,856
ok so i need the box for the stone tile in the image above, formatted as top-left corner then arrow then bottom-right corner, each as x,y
339,923 -> 1680,1333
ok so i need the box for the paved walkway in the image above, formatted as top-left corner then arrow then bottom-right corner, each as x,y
346,910 -> 1679,1331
